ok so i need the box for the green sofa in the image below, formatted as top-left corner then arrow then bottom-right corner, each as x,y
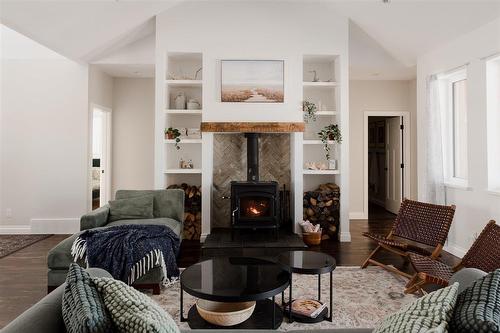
3,268 -> 486,333
47,189 -> 185,295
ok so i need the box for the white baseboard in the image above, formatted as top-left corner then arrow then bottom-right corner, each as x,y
340,231 -> 351,242
200,233 -> 208,243
30,218 -> 79,234
444,243 -> 467,258
0,225 -> 32,234
349,212 -> 367,220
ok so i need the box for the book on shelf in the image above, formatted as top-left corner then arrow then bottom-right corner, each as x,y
286,299 -> 327,318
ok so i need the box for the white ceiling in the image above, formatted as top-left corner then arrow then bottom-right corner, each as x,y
1,0 -> 499,80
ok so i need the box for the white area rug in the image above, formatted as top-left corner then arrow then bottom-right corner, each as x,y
149,266 -> 418,331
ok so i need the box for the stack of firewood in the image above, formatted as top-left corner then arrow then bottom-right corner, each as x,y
303,183 -> 340,240
167,183 -> 201,240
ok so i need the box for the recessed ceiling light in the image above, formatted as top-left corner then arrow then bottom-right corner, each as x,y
382,0 -> 390,3
371,72 -> 380,77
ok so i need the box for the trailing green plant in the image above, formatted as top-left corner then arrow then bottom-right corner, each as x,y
165,127 -> 181,150
302,101 -> 317,123
318,124 -> 342,160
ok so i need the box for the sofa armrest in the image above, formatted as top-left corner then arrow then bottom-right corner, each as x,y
449,267 -> 486,294
3,268 -> 112,333
80,205 -> 110,231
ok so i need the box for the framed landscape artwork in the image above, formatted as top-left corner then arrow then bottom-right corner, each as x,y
221,60 -> 284,103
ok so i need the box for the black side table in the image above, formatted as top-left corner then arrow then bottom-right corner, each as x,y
276,250 -> 336,323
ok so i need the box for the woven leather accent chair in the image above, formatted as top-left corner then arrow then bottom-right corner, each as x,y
405,220 -> 500,294
361,199 -> 456,279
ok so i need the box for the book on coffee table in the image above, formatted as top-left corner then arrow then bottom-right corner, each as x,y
289,299 -> 327,318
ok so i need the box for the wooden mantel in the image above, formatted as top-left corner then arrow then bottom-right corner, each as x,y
201,122 -> 305,133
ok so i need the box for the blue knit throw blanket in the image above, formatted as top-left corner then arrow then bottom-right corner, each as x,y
71,224 -> 180,285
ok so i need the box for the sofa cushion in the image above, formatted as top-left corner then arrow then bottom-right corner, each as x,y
107,217 -> 182,236
115,189 -> 184,222
108,195 -> 154,222
449,269 -> 500,333
374,283 -> 458,333
93,276 -> 179,333
62,264 -> 113,333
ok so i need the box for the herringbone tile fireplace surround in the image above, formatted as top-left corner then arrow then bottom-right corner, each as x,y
212,133 -> 291,228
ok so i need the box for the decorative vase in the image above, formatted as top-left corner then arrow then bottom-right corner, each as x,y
175,92 -> 186,110
328,159 -> 337,170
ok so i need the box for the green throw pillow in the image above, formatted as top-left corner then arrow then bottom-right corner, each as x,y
62,264 -> 113,333
374,283 -> 459,333
449,269 -> 500,333
108,195 -> 154,222
92,277 -> 179,333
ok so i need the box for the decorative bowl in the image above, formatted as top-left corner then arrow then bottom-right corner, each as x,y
196,299 -> 256,326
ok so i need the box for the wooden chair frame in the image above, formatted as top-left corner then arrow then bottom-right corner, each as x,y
404,220 -> 499,294
361,199 -> 456,280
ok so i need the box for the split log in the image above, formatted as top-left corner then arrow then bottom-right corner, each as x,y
167,183 -> 202,240
303,183 -> 340,240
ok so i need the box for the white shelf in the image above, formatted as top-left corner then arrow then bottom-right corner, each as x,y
165,139 -> 202,144
303,169 -> 340,175
166,80 -> 202,87
315,111 -> 338,116
164,169 -> 202,174
165,109 -> 202,115
303,140 -> 335,145
303,81 -> 338,87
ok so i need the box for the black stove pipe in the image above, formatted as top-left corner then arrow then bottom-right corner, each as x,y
245,133 -> 259,181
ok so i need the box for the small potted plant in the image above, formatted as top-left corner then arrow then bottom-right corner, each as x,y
302,100 -> 317,123
318,124 -> 342,168
165,127 -> 181,150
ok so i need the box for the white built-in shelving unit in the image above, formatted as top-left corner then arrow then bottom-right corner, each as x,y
162,52 -> 204,191
293,54 -> 347,240
302,54 -> 340,185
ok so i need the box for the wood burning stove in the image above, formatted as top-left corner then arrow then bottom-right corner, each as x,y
230,133 -> 280,240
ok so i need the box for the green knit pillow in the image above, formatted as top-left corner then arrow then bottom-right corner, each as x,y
92,277 -> 179,333
450,269 -> 500,333
374,283 -> 459,333
62,264 -> 113,333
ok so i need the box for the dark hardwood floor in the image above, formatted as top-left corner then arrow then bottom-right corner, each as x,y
0,204 -> 459,328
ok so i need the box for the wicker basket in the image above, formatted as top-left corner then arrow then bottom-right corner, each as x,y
303,232 -> 322,246
196,299 -> 256,326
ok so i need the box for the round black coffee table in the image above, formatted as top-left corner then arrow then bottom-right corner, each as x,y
180,257 -> 290,329
277,250 -> 336,323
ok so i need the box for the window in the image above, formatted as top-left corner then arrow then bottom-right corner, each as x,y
487,55 -> 500,192
439,68 -> 468,187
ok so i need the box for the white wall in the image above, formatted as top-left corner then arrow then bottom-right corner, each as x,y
417,18 -> 500,257
155,1 -> 350,239
349,80 -> 417,218
89,65 -> 113,109
0,25 -> 88,233
156,1 -> 348,123
112,78 -> 154,194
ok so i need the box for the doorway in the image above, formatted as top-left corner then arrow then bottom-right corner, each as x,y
90,105 -> 111,210
364,111 -> 410,217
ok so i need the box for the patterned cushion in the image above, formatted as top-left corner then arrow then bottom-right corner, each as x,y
62,264 -> 113,333
108,195 -> 154,222
374,283 -> 459,333
92,276 -> 179,333
449,269 -> 500,333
